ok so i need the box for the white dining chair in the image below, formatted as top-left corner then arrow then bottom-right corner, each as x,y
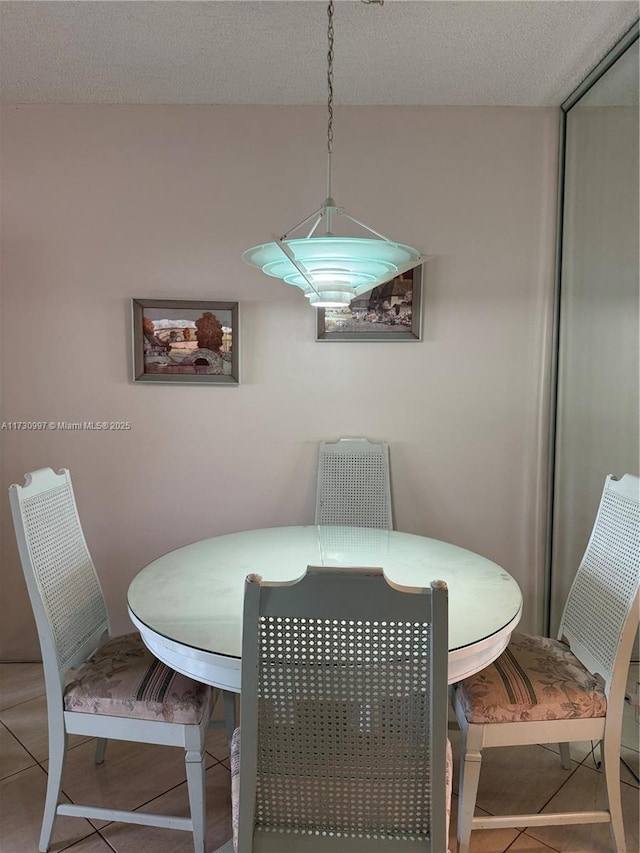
9,467 -> 216,853
224,566 -> 451,852
315,437 -> 393,529
450,473 -> 640,853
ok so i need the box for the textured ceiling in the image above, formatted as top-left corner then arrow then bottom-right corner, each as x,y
1,1 -> 638,106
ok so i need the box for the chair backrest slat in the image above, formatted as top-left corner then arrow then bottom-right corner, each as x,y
238,567 -> 448,852
559,474 -> 640,687
315,437 -> 393,529
9,468 -> 109,674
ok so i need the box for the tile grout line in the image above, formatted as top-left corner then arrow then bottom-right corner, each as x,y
0,690 -> 47,713
576,747 -> 640,789
0,718 -> 49,782
513,828 -> 563,853
531,758 -> 582,815
93,830 -> 120,853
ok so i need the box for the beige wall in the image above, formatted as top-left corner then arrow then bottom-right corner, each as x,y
0,105 -> 558,659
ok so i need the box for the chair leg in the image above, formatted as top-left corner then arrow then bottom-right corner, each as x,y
603,735 -> 626,853
40,728 -> 68,852
457,727 -> 483,853
558,741 -> 571,770
94,737 -> 107,764
185,748 -> 206,853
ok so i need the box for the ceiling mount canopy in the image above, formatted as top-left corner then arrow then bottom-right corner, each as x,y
242,0 -> 425,309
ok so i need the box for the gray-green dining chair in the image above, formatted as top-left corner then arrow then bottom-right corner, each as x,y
10,467 -> 216,853
450,473 -> 640,853
223,566 -> 451,852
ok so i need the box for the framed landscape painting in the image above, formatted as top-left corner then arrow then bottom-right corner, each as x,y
316,263 -> 424,342
132,299 -> 239,384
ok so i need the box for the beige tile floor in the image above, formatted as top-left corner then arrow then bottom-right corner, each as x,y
0,662 -> 638,853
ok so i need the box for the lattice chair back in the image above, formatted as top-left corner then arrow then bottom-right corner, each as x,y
9,467 -> 110,680
237,567 -> 449,852
559,473 -> 640,692
315,437 -> 393,529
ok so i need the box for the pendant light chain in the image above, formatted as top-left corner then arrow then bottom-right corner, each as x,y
327,0 -> 334,161
326,0 -> 382,204
326,0 -> 335,231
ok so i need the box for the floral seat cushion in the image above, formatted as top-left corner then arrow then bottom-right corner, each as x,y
231,727 -> 240,850
230,728 -> 453,852
64,632 -> 210,724
455,632 -> 607,724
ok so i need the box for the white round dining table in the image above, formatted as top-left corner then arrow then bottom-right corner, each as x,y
127,525 -> 522,689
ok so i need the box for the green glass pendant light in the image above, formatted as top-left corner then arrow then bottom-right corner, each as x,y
242,0 -> 424,308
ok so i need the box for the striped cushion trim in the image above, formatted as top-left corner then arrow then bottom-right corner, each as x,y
64,632 -> 211,724
135,657 -> 175,704
492,645 -> 538,706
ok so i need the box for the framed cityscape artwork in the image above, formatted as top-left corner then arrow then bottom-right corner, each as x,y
315,263 -> 424,342
132,299 -> 239,384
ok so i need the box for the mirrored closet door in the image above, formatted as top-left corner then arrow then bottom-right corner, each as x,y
550,25 -> 639,633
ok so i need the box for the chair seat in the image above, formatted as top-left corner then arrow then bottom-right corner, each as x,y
64,632 -> 210,724
455,632 -> 607,724
230,727 -> 453,851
